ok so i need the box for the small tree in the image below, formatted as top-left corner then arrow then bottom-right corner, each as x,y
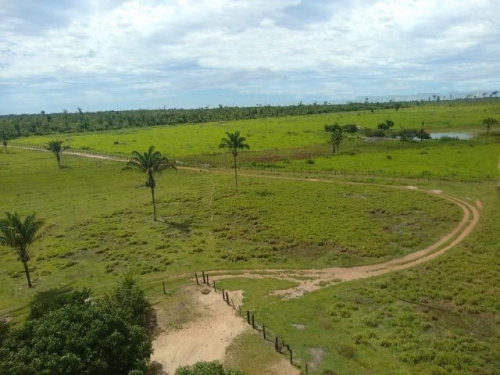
46,140 -> 69,168
482,117 -> 498,136
1,131 -> 7,153
219,131 -> 249,192
123,146 -> 176,221
325,124 -> 344,153
377,120 -> 395,131
0,212 -> 44,288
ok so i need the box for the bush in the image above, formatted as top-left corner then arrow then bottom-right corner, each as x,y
175,361 -> 246,375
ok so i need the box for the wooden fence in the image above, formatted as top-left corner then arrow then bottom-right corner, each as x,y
194,271 -> 317,374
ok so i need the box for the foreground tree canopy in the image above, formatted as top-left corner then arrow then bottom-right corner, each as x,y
0,278 -> 152,375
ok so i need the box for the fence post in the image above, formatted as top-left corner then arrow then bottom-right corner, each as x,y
162,281 -> 166,295
206,274 -> 209,285
251,314 -> 255,329
247,311 -> 251,325
202,271 -> 206,283
213,280 -> 216,292
222,289 -> 226,301
275,336 -> 279,352
195,273 -> 199,285
289,348 -> 293,365
225,291 -> 230,305
263,325 -> 266,340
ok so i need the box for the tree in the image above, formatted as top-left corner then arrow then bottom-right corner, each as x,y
123,146 -> 176,221
46,140 -> 69,168
1,130 -> 7,153
325,125 -> 343,153
0,212 -> 44,288
482,117 -> 498,136
377,120 -> 395,131
0,289 -> 152,375
219,131 -> 249,192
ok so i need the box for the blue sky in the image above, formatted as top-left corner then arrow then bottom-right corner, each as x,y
1,0 -> 499,114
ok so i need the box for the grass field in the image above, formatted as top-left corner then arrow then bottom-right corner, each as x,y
1,101 -> 500,374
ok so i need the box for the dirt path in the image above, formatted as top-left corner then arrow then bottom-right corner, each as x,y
151,287 -> 299,375
12,145 -> 481,373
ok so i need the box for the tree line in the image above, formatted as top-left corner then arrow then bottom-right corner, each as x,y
0,101 -> 411,138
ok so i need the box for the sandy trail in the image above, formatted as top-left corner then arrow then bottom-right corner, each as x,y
12,145 -> 481,373
151,287 -> 299,375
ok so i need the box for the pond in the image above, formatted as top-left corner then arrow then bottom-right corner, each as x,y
430,132 -> 474,140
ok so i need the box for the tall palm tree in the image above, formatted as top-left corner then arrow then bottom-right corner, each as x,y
46,140 -> 69,168
482,117 -> 498,136
219,131 -> 250,192
123,146 -> 177,221
0,212 -> 44,288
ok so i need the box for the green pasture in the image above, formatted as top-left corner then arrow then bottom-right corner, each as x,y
218,181 -> 500,374
11,100 -> 500,160
0,149 -> 462,315
1,100 -> 499,374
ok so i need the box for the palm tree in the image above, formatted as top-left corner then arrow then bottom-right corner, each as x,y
0,212 -> 44,288
219,131 -> 250,192
123,146 -> 177,221
482,118 -> 498,136
46,140 -> 69,168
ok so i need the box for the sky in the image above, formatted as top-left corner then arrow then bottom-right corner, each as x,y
1,0 -> 499,115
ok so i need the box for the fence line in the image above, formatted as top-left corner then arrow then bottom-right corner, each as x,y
10,143 -> 494,182
194,271 -> 309,373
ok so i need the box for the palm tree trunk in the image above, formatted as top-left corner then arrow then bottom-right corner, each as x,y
233,156 -> 238,192
151,186 -> 157,221
22,260 -> 33,288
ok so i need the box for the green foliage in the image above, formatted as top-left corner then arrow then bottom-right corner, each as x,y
107,276 -> 151,327
377,119 -> 395,131
175,361 -> 246,375
482,117 -> 498,135
0,281 -> 152,375
123,145 -> 177,220
219,131 -> 250,191
0,212 -> 44,288
46,139 -> 69,168
29,288 -> 92,320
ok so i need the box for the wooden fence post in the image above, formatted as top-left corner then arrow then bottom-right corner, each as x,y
162,281 -> 166,295
225,291 -> 230,305
222,289 -> 226,301
289,348 -> 293,364
275,336 -> 279,352
195,272 -> 199,285
206,274 -> 209,285
251,314 -> 255,329
202,271 -> 206,283
263,325 -> 266,340
247,311 -> 251,325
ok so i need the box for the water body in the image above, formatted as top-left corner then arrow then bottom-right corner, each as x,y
430,132 -> 474,140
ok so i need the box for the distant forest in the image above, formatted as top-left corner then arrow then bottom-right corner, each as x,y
0,97 -> 495,138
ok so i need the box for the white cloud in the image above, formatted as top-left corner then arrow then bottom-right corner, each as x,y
0,0 -> 499,113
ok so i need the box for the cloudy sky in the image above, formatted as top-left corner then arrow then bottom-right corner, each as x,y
1,0 -> 499,114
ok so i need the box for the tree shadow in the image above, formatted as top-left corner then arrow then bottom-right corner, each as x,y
164,219 -> 196,233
